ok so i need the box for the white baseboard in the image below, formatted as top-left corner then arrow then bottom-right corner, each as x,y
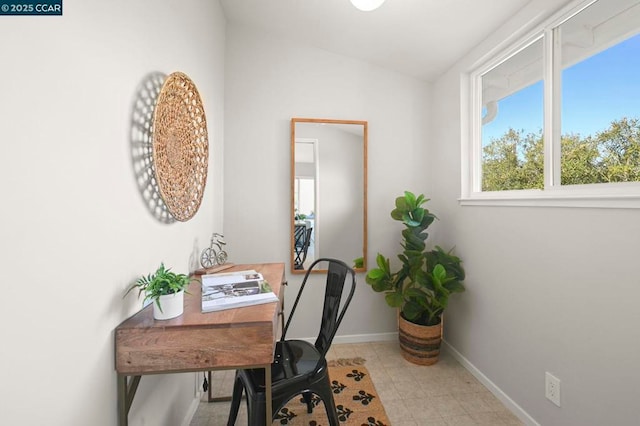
293,332 -> 398,345
182,372 -> 204,426
332,332 -> 398,344
181,394 -> 202,426
442,340 -> 540,426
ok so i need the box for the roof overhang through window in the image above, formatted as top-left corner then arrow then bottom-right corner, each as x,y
482,0 -> 640,106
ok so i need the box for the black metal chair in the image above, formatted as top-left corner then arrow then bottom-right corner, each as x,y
293,226 -> 313,270
227,258 -> 357,426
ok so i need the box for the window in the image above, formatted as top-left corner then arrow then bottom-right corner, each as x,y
465,0 -> 640,207
481,38 -> 544,191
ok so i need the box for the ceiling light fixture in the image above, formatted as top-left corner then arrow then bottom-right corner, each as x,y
350,0 -> 386,12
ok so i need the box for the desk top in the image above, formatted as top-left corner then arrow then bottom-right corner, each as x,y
115,262 -> 285,375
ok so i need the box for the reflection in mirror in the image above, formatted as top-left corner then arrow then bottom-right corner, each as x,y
291,118 -> 367,274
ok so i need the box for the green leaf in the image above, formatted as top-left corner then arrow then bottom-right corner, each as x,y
403,230 -> 427,250
402,212 -> 420,227
390,208 -> 404,221
385,291 -> 404,307
404,288 -> 424,299
421,214 -> 436,228
413,269 -> 430,286
367,268 -> 386,280
412,208 -> 425,223
415,194 -> 429,207
375,254 -> 389,272
403,300 -> 423,320
155,297 -> 164,313
432,264 -> 447,282
395,196 -> 409,211
444,280 -> 465,293
370,279 -> 391,292
404,249 -> 424,260
404,191 -> 417,209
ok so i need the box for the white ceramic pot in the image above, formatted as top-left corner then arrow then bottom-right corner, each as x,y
153,290 -> 184,320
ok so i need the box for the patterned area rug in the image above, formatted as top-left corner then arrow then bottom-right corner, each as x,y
274,358 -> 389,425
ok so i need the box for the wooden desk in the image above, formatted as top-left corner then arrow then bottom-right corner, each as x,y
115,263 -> 285,426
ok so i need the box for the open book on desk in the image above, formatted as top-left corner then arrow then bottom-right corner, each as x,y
201,269 -> 278,313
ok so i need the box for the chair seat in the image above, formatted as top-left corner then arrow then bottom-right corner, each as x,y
240,340 -> 326,396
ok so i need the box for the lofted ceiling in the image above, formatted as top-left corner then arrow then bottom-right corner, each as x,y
220,0 -> 531,82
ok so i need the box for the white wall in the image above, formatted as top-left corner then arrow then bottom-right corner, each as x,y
0,1 -> 225,425
431,1 -> 640,425
223,23 -> 432,341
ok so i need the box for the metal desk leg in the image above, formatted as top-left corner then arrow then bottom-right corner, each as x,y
207,370 -> 233,402
117,374 -> 141,426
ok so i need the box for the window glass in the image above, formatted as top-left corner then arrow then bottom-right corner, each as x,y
559,0 -> 640,185
481,38 -> 544,191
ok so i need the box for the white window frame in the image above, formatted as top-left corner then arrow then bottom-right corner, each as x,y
461,0 -> 640,209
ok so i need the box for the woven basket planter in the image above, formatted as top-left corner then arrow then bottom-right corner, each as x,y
398,313 -> 442,365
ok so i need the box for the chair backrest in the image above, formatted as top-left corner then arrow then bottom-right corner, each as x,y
299,227 -> 313,261
282,258 -> 357,356
294,224 -> 306,248
293,226 -> 314,269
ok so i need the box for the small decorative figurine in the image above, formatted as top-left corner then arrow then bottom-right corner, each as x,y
200,233 -> 228,268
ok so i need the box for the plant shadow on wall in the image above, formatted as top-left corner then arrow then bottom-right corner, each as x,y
366,191 -> 465,365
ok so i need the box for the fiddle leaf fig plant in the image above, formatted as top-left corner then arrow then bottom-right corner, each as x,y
366,191 -> 465,326
125,263 -> 192,313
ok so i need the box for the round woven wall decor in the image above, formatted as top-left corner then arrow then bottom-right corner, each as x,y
152,71 -> 209,221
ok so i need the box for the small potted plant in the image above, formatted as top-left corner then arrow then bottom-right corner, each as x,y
125,263 -> 192,320
365,191 -> 465,365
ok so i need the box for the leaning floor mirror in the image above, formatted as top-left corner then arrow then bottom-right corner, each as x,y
290,118 -> 368,274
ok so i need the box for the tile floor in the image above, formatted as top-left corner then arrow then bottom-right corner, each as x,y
190,341 -> 524,426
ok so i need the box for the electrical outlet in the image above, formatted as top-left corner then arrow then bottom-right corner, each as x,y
545,372 -> 561,407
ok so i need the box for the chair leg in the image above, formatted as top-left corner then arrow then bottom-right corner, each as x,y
227,374 -> 244,426
317,377 -> 340,426
246,396 -> 266,426
302,391 -> 313,413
